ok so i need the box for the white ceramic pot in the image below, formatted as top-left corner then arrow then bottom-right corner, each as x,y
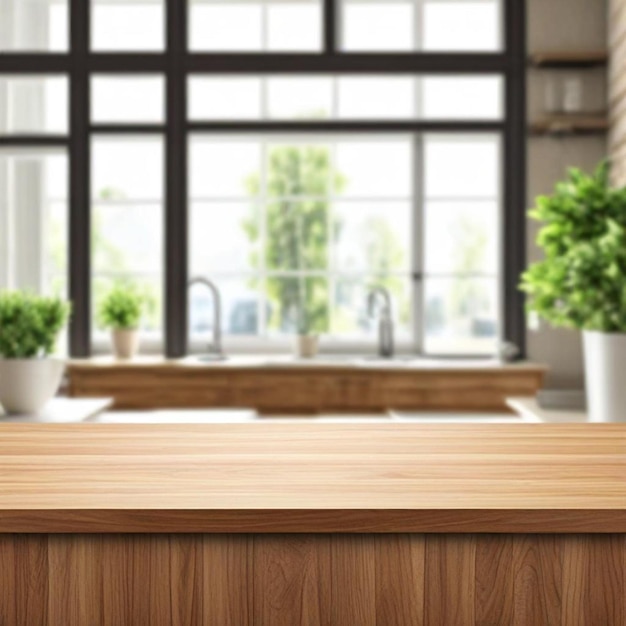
111,329 -> 140,360
583,330 -> 626,422
294,335 -> 319,359
0,358 -> 65,415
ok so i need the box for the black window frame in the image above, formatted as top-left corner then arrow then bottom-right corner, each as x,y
0,0 -> 526,359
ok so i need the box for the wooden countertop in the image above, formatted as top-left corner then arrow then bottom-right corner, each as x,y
0,423 -> 624,533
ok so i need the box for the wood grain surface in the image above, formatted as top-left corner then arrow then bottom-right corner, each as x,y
0,533 -> 623,625
0,423 -> 624,533
67,360 -> 545,412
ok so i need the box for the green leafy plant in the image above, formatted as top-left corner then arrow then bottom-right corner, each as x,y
98,284 -> 143,330
0,291 -> 71,358
521,161 -> 626,332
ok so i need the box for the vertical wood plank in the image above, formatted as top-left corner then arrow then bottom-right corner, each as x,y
331,535 -> 376,626
0,535 -> 17,626
48,535 -> 104,626
424,534 -> 475,626
203,535 -> 252,626
513,535 -> 562,626
101,535 -> 172,626
561,535 -> 587,626
170,535 -> 203,626
14,535 -> 49,626
253,535 -> 331,626
374,534 -> 425,626
475,535 -> 514,626
585,534 -> 625,625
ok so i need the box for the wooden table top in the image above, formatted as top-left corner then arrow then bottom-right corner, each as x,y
0,423 -> 624,533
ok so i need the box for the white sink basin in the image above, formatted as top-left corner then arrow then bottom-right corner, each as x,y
89,409 -> 259,424
389,411 -> 537,423
89,409 -> 531,425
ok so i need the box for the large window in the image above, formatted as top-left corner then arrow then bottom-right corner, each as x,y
0,0 -> 526,358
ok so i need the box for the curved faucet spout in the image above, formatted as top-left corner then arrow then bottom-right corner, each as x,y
367,287 -> 394,358
368,286 -> 392,317
189,277 -> 223,357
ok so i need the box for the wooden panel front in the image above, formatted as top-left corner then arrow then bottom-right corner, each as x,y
0,533 -> 624,626
67,363 -> 545,412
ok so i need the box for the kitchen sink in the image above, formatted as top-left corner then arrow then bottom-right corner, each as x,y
88,409 -> 532,424
389,411 -> 537,423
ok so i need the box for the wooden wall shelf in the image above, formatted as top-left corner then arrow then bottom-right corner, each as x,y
529,50 -> 608,68
529,115 -> 609,136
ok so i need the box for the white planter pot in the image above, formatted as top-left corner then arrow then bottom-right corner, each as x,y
0,358 -> 65,415
294,335 -> 319,359
583,330 -> 626,422
111,329 -> 140,360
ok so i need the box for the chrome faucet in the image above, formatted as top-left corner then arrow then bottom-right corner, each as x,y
368,287 -> 394,358
188,276 -> 223,358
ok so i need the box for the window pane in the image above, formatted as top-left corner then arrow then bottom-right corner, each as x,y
189,0 -> 321,52
342,3 -> 414,51
266,276 -> 329,335
190,278 -> 260,336
0,0 -> 68,51
336,140 -> 412,198
424,278 -> 499,355
190,202 -> 259,274
424,135 -> 500,199
93,204 -> 162,274
92,76 -> 165,124
264,142 -> 333,197
332,277 -> 412,338
189,78 -> 262,120
267,77 -> 333,120
190,3 -> 262,51
338,77 -> 415,119
91,137 -> 164,344
341,0 -> 502,52
188,75 -> 502,122
267,3 -> 321,51
421,76 -> 502,120
92,0 -> 164,51
423,1 -> 501,51
92,136 -> 164,200
425,202 -> 498,275
265,201 -> 330,271
189,139 -> 261,198
0,76 -> 68,135
261,144 -> 334,272
334,202 -> 411,273
0,149 -> 68,298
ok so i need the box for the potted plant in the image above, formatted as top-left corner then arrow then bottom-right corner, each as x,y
0,291 -> 70,414
521,162 -> 626,422
98,284 -> 144,359
295,312 -> 319,359
294,292 -> 326,359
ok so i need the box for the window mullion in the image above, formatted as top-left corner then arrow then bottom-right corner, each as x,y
412,133 -> 424,356
164,0 -> 188,357
324,0 -> 337,54
259,139 -> 269,337
68,0 -> 90,357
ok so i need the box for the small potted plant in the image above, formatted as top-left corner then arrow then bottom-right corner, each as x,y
294,295 -> 326,359
521,162 -> 626,422
0,291 -> 71,414
98,284 -> 144,359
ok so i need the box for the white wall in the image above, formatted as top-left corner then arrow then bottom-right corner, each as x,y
609,0 -> 626,184
526,0 -> 608,389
